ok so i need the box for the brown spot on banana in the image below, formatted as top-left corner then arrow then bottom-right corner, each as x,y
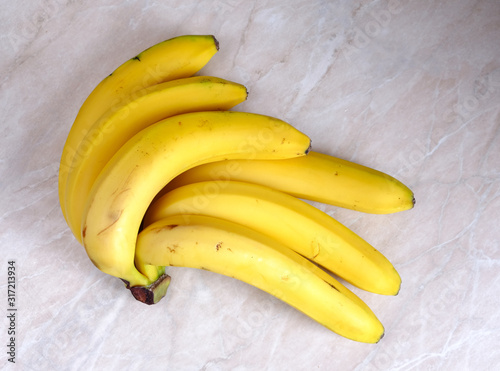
326,281 -> 340,292
311,241 -> 320,259
97,210 -> 123,236
154,224 -> 178,233
165,244 -> 178,253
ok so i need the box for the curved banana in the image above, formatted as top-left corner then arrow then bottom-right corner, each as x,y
65,76 -> 248,242
59,34 -> 219,221
162,151 -> 415,214
144,180 -> 401,295
135,214 -> 385,343
82,111 -> 311,300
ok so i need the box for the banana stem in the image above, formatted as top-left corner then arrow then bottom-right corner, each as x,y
123,273 -> 171,305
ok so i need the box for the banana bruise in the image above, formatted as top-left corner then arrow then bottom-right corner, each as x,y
162,151 -> 415,214
65,76 -> 248,242
82,111 -> 311,293
59,35 -> 219,221
144,180 -> 401,295
135,214 -> 385,343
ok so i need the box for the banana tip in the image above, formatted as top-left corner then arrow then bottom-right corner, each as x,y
394,284 -> 401,296
305,141 -> 312,155
376,331 -> 385,343
212,35 -> 220,51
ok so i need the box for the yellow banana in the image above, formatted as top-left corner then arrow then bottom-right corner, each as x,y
144,180 -> 401,295
65,76 -> 248,242
163,151 -> 415,214
59,34 -> 219,221
82,111 -> 310,302
135,214 -> 385,343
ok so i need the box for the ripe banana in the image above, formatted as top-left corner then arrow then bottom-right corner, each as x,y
144,180 -> 401,295
163,151 -> 415,214
135,214 -> 385,343
59,34 -> 219,221
65,76 -> 248,242
82,111 -> 311,301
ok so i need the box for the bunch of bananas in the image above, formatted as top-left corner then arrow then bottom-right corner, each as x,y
58,35 -> 414,343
